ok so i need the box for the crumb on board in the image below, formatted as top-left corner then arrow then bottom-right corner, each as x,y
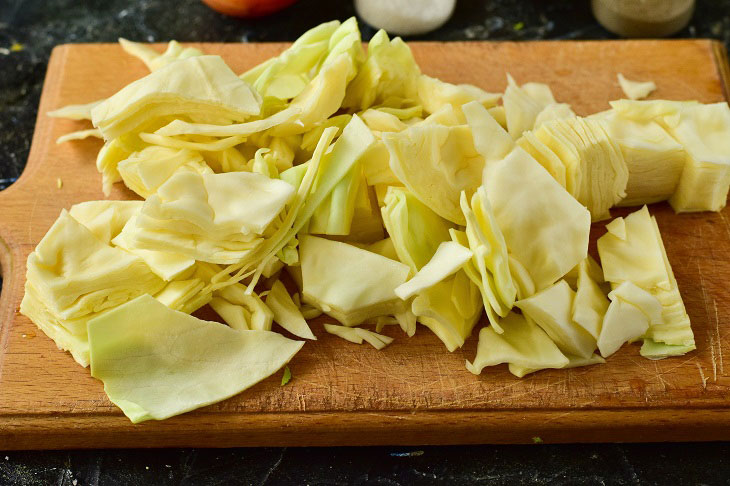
57,178 -> 63,189
532,436 -> 543,444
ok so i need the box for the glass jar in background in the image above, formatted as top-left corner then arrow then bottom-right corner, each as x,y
592,0 -> 696,38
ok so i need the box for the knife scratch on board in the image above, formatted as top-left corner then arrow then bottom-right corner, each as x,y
696,363 -> 708,389
713,299 -> 724,374
709,329 -> 718,382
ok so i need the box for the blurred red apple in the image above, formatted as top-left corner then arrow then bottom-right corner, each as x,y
202,0 -> 298,18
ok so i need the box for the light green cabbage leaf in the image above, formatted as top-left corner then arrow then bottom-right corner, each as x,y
92,55 -> 261,140
381,186 -> 453,273
395,241 -> 472,300
266,280 -> 316,340
385,123 -> 484,225
300,235 -> 410,326
466,312 -> 569,376
323,324 -> 393,350
516,280 -> 596,359
88,294 -> 303,423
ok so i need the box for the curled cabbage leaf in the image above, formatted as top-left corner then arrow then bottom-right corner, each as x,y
466,312 -> 569,376
395,241 -> 472,300
381,186 -> 453,273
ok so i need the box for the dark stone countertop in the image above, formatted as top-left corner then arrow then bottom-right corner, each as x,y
2,0 -> 730,484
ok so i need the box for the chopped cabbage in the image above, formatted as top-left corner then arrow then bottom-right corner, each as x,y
119,39 -> 203,72
385,123 -> 484,224
266,280 -> 316,340
466,312 -> 569,376
395,241 -> 472,300
411,270 -> 483,351
88,295 -> 303,423
381,186 -> 453,273
617,73 -> 656,101
300,235 -> 410,326
417,74 -> 500,115
324,324 -> 393,350
597,296 -> 649,358
571,258 -> 609,340
666,102 -> 730,212
92,56 -> 261,140
484,147 -> 590,291
117,146 -> 212,198
515,280 -> 597,359
343,29 -> 420,111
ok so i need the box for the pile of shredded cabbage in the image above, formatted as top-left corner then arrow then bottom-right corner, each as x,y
27,18 -> 730,423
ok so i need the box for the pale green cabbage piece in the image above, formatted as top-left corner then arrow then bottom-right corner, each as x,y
56,128 -> 103,144
597,296 -> 649,358
153,105 -> 301,138
608,281 -> 663,327
48,100 -> 101,121
266,280 -> 316,340
640,339 -> 696,360
92,55 -> 261,140
343,29 -> 420,111
411,270 -> 483,352
68,200 -> 142,244
241,18 -> 363,100
571,258 -> 609,340
597,206 -> 670,289
449,228 -> 502,334
503,74 -> 550,139
308,162 -> 362,235
508,353 -> 605,378
25,210 -> 164,320
381,186 -> 454,273
119,39 -> 204,72
466,312 -> 569,376
417,74 -> 500,115
231,116 -> 374,289
269,54 -> 353,137
600,111 -> 685,206
460,187 -> 517,317
88,294 -> 303,423
127,171 -> 294,264
117,146 -> 212,198
395,241 -> 472,300
300,235 -> 410,326
484,147 -> 590,291
666,102 -> 730,213
113,216 -> 197,281
323,324 -> 394,350
597,206 -> 694,348
462,101 -> 514,168
361,140 -> 400,186
531,116 -> 628,221
516,280 -> 596,359
384,123 -> 484,225
20,210 -> 164,367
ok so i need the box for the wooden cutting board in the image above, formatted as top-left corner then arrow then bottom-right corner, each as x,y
1,40 -> 730,450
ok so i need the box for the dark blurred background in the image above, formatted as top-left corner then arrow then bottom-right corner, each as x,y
2,0 -> 730,484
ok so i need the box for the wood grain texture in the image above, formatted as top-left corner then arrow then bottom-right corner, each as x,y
1,40 -> 729,449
